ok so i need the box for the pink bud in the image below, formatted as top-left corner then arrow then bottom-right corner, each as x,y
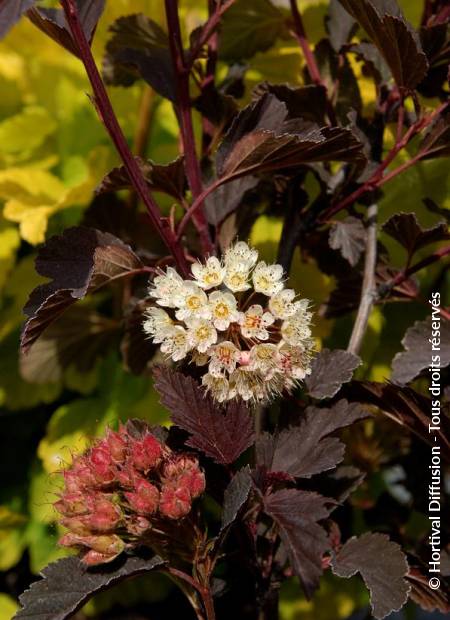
82,549 -> 121,565
126,515 -> 152,536
86,499 -> 122,533
54,492 -> 88,516
177,470 -> 206,499
130,433 -> 162,472
125,479 -> 159,515
88,445 -> 116,483
60,516 -> 91,536
239,350 -> 251,366
159,485 -> 191,520
105,429 -> 128,463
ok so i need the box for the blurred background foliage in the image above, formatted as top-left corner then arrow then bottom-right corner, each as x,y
0,1 -> 448,618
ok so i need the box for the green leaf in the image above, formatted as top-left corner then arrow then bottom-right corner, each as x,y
0,106 -> 56,159
0,593 -> 19,620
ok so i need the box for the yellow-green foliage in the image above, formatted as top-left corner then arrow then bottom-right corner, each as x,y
0,1 -> 448,619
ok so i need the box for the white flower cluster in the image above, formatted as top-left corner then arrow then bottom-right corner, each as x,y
143,242 -> 315,403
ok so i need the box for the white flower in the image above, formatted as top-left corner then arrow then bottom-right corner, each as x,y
208,290 -> 239,330
160,326 -> 191,361
269,289 -> 300,320
223,263 -> 252,292
252,261 -> 284,296
239,305 -> 274,340
202,373 -> 231,402
248,343 -> 279,376
208,341 -> 240,377
187,318 -> 218,353
277,343 -> 313,379
149,267 -> 186,307
143,307 -> 173,343
191,257 -> 226,290
224,241 -> 258,269
229,368 -> 265,402
281,310 -> 312,346
175,282 -> 211,322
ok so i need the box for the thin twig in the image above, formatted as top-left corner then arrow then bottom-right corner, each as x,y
187,0 -> 236,68
319,101 -> 448,223
164,0 -> 214,254
289,0 -> 337,125
378,245 -> 450,298
60,0 -> 189,276
347,203 -> 378,355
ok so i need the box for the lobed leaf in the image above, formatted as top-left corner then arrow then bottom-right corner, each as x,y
264,489 -> 334,597
218,0 -> 288,63
220,466 -> 253,532
14,553 -> 164,620
96,156 -> 186,201
153,368 -> 255,465
204,176 -> 259,226
329,216 -> 367,266
306,349 -> 361,399
102,14 -> 175,101
391,317 -> 450,385
21,227 -> 143,352
331,532 -> 410,619
325,0 -> 357,52
382,211 -> 449,258
419,109 -> 450,160
338,0 -> 428,89
27,1 -> 106,55
0,0 -> 35,39
257,400 -> 370,478
20,307 -> 119,384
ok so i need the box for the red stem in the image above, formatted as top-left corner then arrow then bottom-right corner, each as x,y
187,0 -> 236,68
319,102 -> 448,223
382,245 -> 450,293
164,0 -> 214,255
60,0 -> 189,276
289,0 -> 337,125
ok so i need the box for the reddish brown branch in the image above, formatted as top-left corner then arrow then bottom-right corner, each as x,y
60,0 -> 189,275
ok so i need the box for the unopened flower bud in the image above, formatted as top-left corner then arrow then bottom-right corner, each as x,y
54,492 -> 88,516
130,433 -> 162,472
126,515 -> 152,536
88,444 -> 116,483
105,429 -> 128,463
83,549 -> 121,565
125,478 -> 159,515
159,485 -> 191,520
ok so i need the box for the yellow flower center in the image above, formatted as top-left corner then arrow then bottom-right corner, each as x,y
245,315 -> 261,329
215,302 -> 229,318
196,326 -> 210,340
186,295 -> 201,310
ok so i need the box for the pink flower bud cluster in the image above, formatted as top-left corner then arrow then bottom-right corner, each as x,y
55,425 -> 205,565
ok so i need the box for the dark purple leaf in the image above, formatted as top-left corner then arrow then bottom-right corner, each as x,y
350,41 -> 391,84
218,0 -> 288,63
102,14 -> 175,101
407,560 -> 450,614
27,1 -> 105,55
204,176 -> 259,226
153,367 -> 255,465
338,0 -> 428,89
220,466 -> 253,532
0,0 -> 35,39
306,349 -> 361,399
216,94 -> 365,180
331,533 -> 410,619
96,156 -> 186,201
329,216 -> 367,266
419,108 -> 450,160
325,0 -> 357,51
391,317 -> 450,385
348,381 -> 450,461
21,227 -> 143,352
254,83 -> 328,124
382,211 -> 449,258
264,489 -> 334,597
14,553 -> 164,620
121,299 -> 157,375
257,400 -> 369,478
423,198 -> 450,224
20,307 -> 119,383
313,465 -> 366,508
